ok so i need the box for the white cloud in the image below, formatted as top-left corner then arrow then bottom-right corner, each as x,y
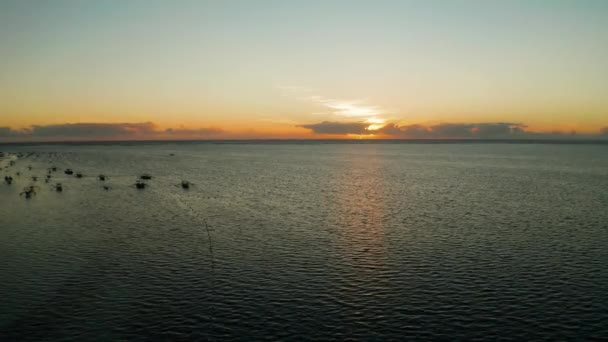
278,85 -> 385,119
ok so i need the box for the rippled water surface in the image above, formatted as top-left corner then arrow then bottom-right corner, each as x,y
1,143 -> 607,340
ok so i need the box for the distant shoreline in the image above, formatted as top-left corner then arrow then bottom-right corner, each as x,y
1,139 -> 608,146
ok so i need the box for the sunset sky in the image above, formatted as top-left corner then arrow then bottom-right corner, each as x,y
1,0 -> 607,140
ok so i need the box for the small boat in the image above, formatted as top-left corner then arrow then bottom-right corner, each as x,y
135,181 -> 147,189
76,173 -> 83,178
55,183 -> 63,192
181,181 -> 191,189
140,174 -> 152,180
65,169 -> 74,175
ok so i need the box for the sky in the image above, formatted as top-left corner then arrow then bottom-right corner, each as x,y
1,0 -> 607,141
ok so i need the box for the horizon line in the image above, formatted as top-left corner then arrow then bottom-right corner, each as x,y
2,138 -> 608,146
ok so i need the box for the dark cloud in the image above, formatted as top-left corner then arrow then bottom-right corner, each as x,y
0,127 -> 30,137
376,123 -> 430,137
298,121 -> 371,135
0,122 -> 223,141
381,122 -> 527,138
378,122 -> 529,138
1,121 -> 607,141
28,122 -> 157,138
301,121 -> 607,139
0,127 -> 15,137
429,122 -> 526,138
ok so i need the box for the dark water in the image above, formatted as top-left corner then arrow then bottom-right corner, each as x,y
1,143 -> 607,340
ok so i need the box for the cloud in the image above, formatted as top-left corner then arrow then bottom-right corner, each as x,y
2,121 -> 607,141
300,121 -> 608,139
376,123 -> 429,137
298,121 -> 371,135
28,122 -> 157,138
379,122 -> 527,138
0,122 -> 224,141
279,86 -> 385,118
308,97 -> 383,118
0,127 -> 17,137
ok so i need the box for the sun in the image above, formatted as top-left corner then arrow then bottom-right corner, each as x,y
365,117 -> 386,131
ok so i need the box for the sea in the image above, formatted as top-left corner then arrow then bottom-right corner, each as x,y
1,141 -> 607,340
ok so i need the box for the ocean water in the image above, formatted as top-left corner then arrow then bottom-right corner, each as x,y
1,142 -> 607,340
